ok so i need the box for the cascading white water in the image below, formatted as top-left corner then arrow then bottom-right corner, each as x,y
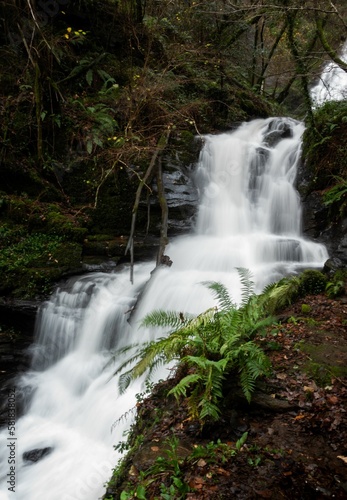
311,40 -> 347,107
0,117 -> 328,500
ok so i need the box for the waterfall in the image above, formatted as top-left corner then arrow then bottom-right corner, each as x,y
310,40 -> 347,107
0,117 -> 328,500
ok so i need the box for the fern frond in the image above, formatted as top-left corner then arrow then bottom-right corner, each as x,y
198,399 -> 222,422
118,370 -> 136,394
235,342 -> 271,401
236,267 -> 255,306
202,281 -> 235,311
129,339 -> 175,381
168,373 -> 202,400
220,307 -> 243,333
185,307 -> 216,331
239,365 -> 256,403
141,309 -> 193,330
183,355 -> 208,370
104,343 -> 139,373
241,315 -> 277,339
260,276 -> 301,313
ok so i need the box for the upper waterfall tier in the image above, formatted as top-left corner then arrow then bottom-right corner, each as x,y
310,40 -> 347,107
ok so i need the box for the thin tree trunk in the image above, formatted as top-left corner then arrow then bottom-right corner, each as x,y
286,11 -> 314,126
125,128 -> 171,283
155,156 -> 168,268
34,63 -> 43,164
316,15 -> 347,73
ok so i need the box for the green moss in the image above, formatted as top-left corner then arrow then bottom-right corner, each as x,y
298,338 -> 347,386
301,304 -> 311,314
303,361 -> 332,387
0,233 -> 82,298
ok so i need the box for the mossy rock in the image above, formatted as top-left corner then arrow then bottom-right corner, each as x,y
0,240 -> 82,299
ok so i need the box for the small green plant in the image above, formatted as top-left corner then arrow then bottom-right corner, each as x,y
189,439 -> 237,465
260,275 -> 301,313
120,436 -> 189,500
235,431 -> 248,451
71,99 -> 118,154
265,340 -> 282,351
248,456 -> 262,466
323,176 -> 347,207
298,270 -> 327,296
325,279 -> 345,298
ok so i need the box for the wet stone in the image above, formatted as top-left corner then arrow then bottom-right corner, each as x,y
23,447 -> 53,464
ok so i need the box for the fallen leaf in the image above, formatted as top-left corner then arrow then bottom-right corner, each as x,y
337,456 -> 347,464
327,395 -> 338,405
129,465 -> 138,476
254,489 -> 272,498
197,459 -> 206,467
293,414 -> 306,420
304,385 -> 315,393
216,467 -> 230,476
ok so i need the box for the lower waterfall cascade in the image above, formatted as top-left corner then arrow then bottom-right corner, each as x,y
0,117 -> 329,500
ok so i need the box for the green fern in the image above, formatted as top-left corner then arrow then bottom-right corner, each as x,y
236,267 -> 255,305
202,281 -> 235,311
113,268 -> 275,425
141,310 -> 193,330
260,276 -> 301,313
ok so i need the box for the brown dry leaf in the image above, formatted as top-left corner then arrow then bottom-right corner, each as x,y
151,446 -> 159,452
304,385 -> 315,393
293,414 -> 306,420
197,459 -> 207,467
254,489 -> 272,498
337,456 -> 347,464
129,465 -> 138,476
216,467 -> 230,476
196,477 -> 205,483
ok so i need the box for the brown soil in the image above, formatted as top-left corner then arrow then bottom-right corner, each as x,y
106,293 -> 347,500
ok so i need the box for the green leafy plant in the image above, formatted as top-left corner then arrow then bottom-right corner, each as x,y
325,279 -> 345,298
189,439 -> 236,465
119,436 -> 189,500
323,176 -> 347,206
298,269 -> 327,296
258,275 -> 302,314
114,268 -> 274,425
71,99 -> 118,154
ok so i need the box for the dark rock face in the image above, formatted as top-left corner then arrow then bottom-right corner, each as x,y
162,167 -> 199,235
23,447 -> 53,464
297,161 -> 347,267
149,135 -> 201,236
264,122 -> 293,148
0,300 -> 37,427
